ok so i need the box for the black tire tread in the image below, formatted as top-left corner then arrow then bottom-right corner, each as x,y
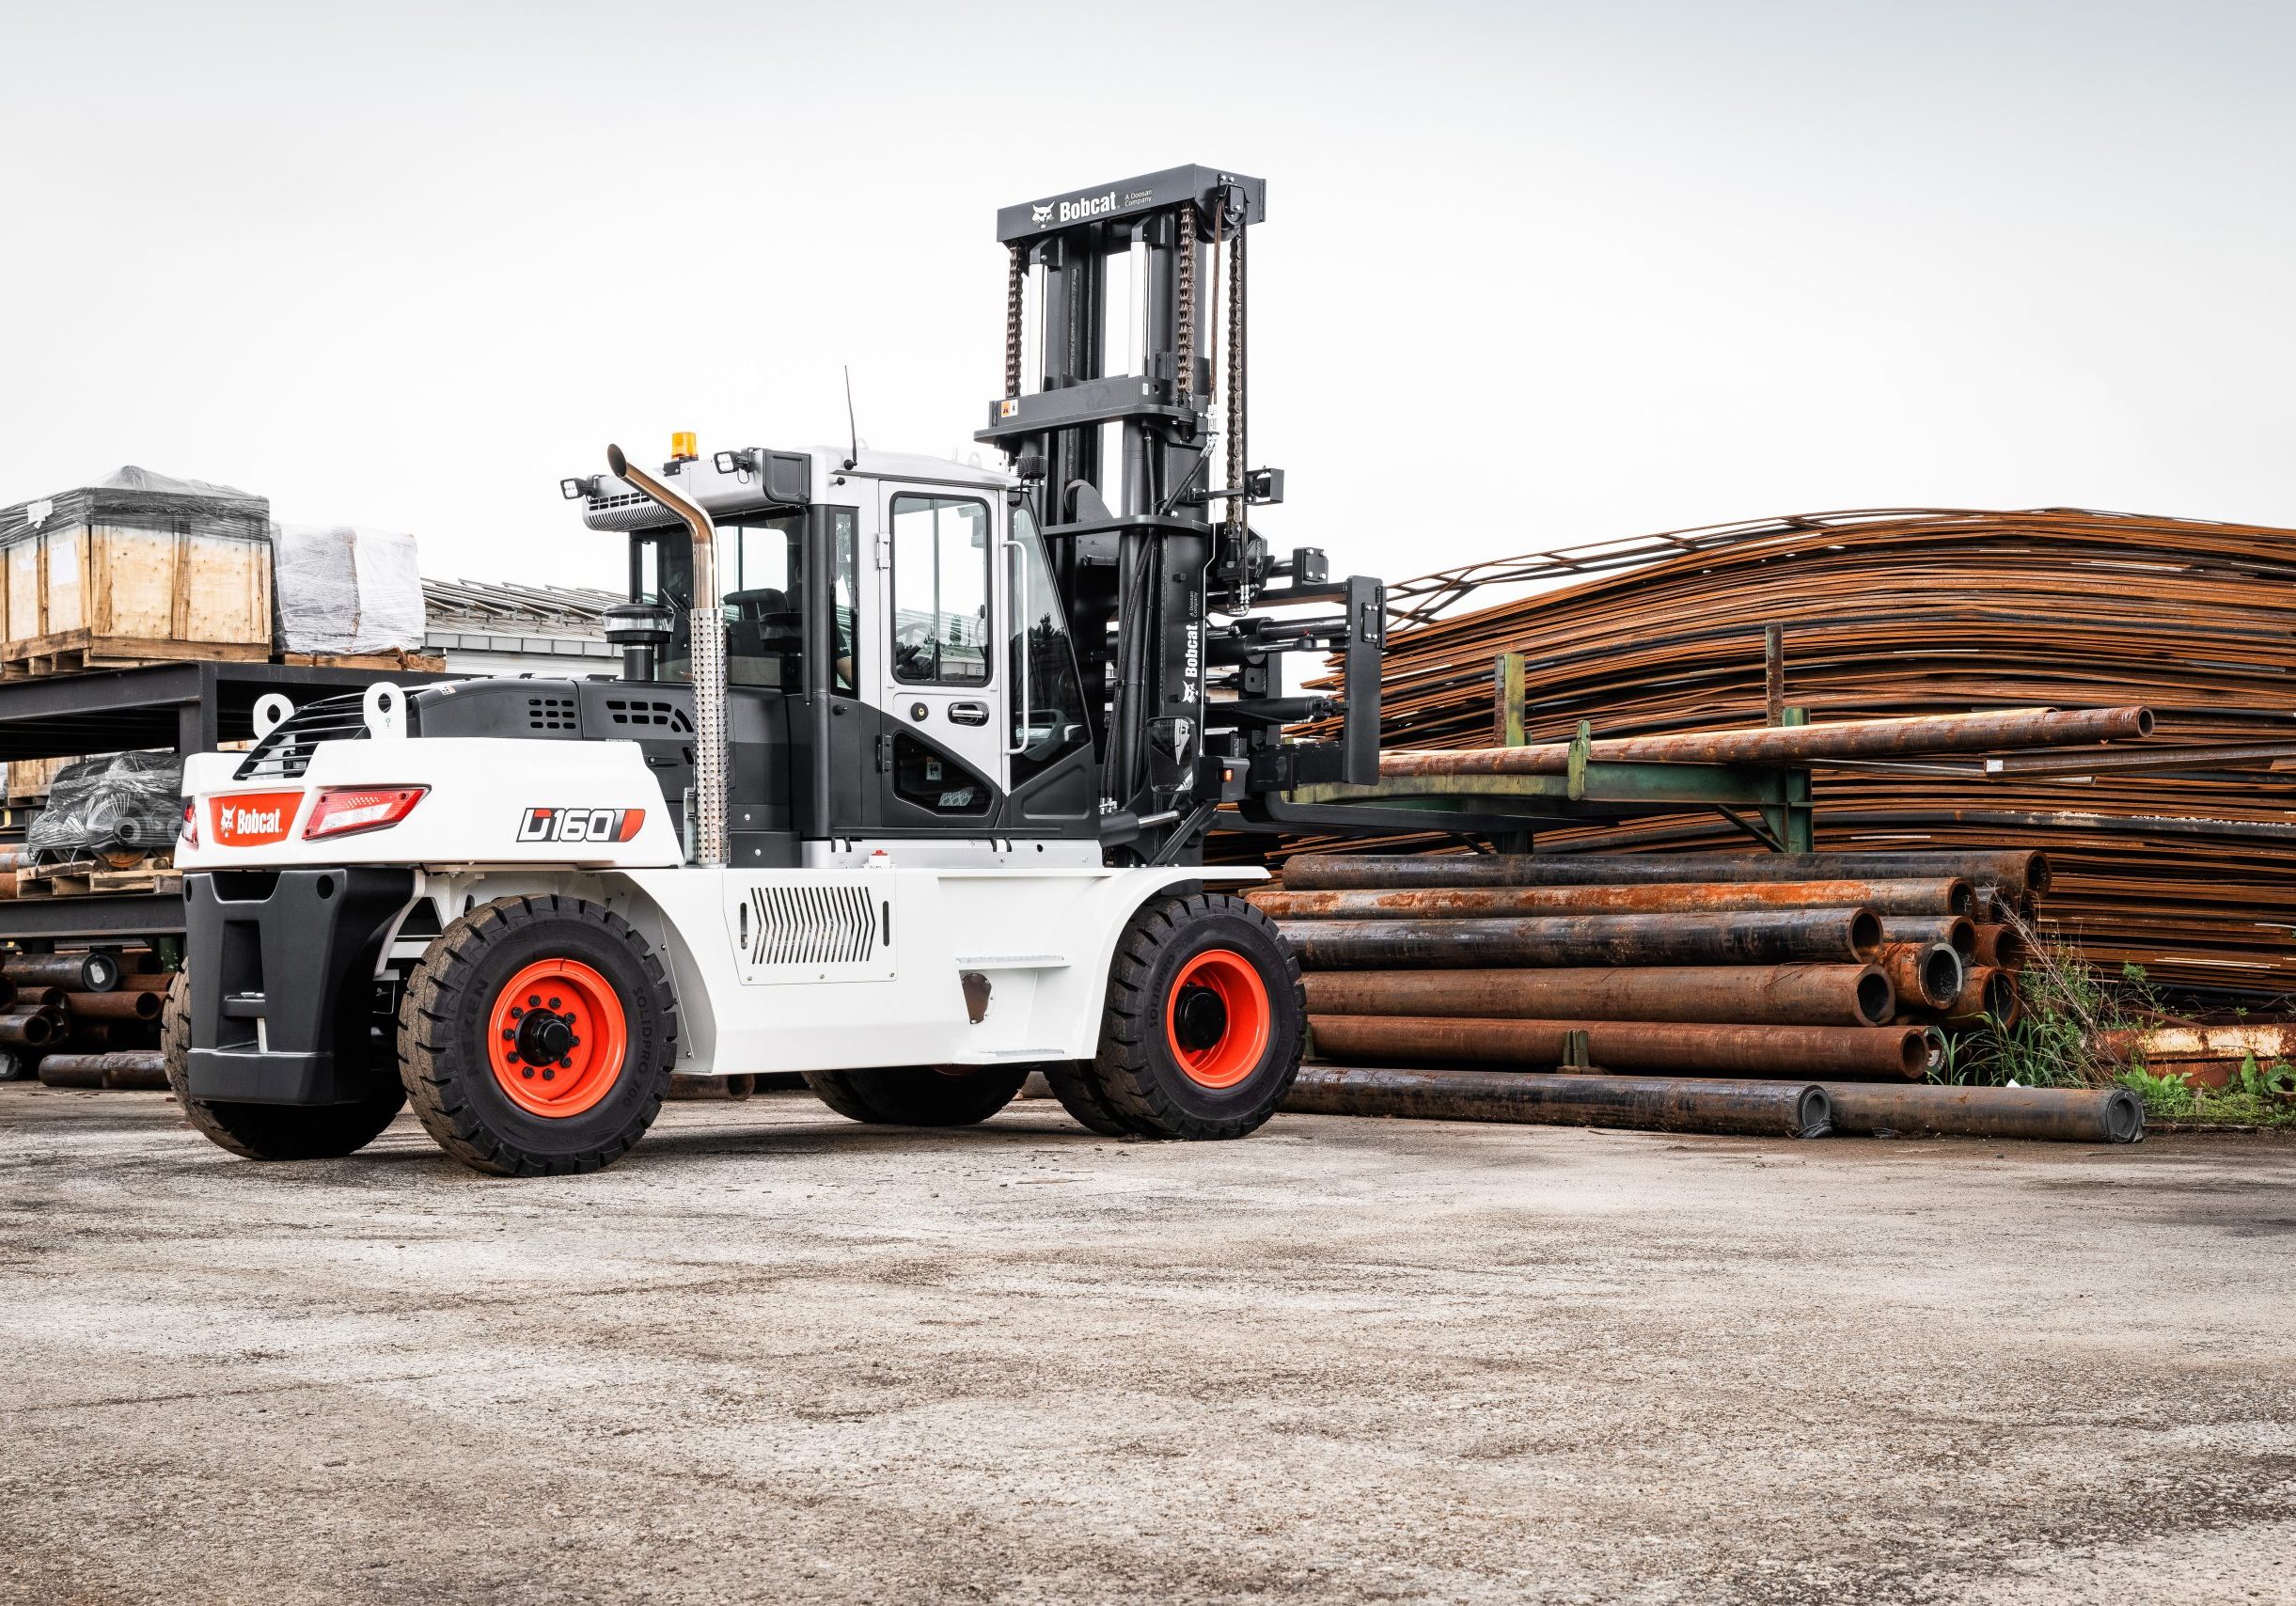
163,971 -> 407,1160
398,894 -> 675,1176
803,1064 -> 1028,1127
1069,891 -> 1304,1141
1042,1059 -> 1142,1137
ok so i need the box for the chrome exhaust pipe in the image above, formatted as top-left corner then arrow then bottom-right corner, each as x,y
605,444 -> 726,868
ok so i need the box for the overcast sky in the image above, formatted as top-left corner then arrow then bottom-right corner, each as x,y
4,1 -> 2290,597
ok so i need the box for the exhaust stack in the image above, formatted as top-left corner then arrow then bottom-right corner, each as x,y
605,443 -> 726,868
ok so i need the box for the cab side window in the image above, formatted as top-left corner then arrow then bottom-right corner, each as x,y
889,495 -> 990,685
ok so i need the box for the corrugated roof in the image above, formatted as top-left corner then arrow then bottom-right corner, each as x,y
424,578 -> 617,636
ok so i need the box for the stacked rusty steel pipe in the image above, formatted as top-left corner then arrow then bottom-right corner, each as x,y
1261,847 -> 2040,1076
0,950 -> 174,1087
1257,846 -> 2133,1141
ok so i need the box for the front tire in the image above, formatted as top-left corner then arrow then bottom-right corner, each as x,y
163,971 -> 408,1160
1066,891 -> 1304,1140
398,896 -> 676,1177
803,1065 -> 1028,1126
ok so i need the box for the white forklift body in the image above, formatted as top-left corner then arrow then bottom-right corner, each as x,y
166,165 -> 1381,1176
181,718 -> 1253,1077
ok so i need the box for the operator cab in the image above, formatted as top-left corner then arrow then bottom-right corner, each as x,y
572,441 -> 1096,867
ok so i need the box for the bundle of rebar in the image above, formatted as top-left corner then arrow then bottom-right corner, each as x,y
1291,508 -> 2296,1000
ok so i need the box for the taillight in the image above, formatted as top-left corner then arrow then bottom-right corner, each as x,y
181,800 -> 199,850
303,785 -> 428,841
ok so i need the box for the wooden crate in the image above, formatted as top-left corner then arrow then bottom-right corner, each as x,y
5,755 -> 73,804
0,484 -> 273,675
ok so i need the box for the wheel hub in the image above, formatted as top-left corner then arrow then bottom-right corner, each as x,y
1163,949 -> 1274,1090
486,960 -> 628,1118
1172,985 -> 1229,1052
514,1010 -> 575,1067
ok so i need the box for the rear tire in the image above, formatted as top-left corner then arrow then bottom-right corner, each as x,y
163,971 -> 408,1160
803,1065 -> 1028,1126
1043,1060 -> 1142,1136
1067,891 -> 1304,1141
398,895 -> 676,1177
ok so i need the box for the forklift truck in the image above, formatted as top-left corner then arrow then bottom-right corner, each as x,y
167,165 -> 1386,1175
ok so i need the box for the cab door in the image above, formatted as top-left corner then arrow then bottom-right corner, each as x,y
876,485 -> 1008,822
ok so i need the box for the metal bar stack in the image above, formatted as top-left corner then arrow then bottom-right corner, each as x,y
0,949 -> 174,1087
1261,848 -> 2120,1141
1300,506 -> 2296,1000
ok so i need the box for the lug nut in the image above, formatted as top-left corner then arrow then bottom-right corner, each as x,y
542,1069 -> 555,1081
558,1057 -> 572,1069
522,1068 -> 534,1079
548,998 -> 561,1009
511,1007 -> 524,1019
529,995 -> 542,1007
501,1029 -> 514,1041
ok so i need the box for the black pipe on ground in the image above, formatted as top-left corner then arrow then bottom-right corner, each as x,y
1282,1066 -> 1832,1138
1821,1082 -> 2143,1143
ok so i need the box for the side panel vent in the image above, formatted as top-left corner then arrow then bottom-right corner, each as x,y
603,699 -> 694,732
527,694 -> 578,732
726,874 -> 896,985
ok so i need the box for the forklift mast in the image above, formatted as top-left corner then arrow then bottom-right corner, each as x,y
978,165 -> 1383,865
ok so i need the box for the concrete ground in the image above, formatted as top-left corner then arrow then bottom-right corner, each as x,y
1,1086 -> 2291,1606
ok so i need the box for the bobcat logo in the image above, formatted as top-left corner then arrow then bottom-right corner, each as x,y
1030,203 -> 1054,224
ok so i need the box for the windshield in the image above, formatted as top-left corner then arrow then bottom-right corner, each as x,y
634,514 -> 856,692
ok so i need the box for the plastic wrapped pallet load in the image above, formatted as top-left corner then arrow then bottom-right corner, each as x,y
25,751 -> 182,858
0,467 -> 273,672
271,523 -> 432,662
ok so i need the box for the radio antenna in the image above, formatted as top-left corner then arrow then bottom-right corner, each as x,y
842,366 -> 860,471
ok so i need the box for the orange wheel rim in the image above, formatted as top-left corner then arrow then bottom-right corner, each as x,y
1164,949 -> 1271,1090
486,959 -> 629,1118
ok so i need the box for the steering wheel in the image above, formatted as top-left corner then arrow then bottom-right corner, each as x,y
894,621 -> 936,674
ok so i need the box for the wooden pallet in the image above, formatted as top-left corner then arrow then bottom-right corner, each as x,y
0,638 -> 270,681
277,648 -> 447,672
14,858 -> 178,899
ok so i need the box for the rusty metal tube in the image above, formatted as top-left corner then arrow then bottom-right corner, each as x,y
1254,876 -> 1971,921
1284,850 -> 2051,897
63,990 -> 163,1021
1878,915 -> 1976,956
1913,964 -> 2019,1027
1822,1082 -> 2142,1142
1,952 -> 120,992
1971,923 -> 2025,969
0,1012 -> 56,1048
1309,1016 -> 1930,1080
1877,942 -> 1963,1009
1283,1066 -> 1833,1138
1301,964 -> 1896,1027
36,1050 -> 168,1091
1916,1026 -> 1947,1077
1377,706 -> 2151,778
1276,908 -> 1882,968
